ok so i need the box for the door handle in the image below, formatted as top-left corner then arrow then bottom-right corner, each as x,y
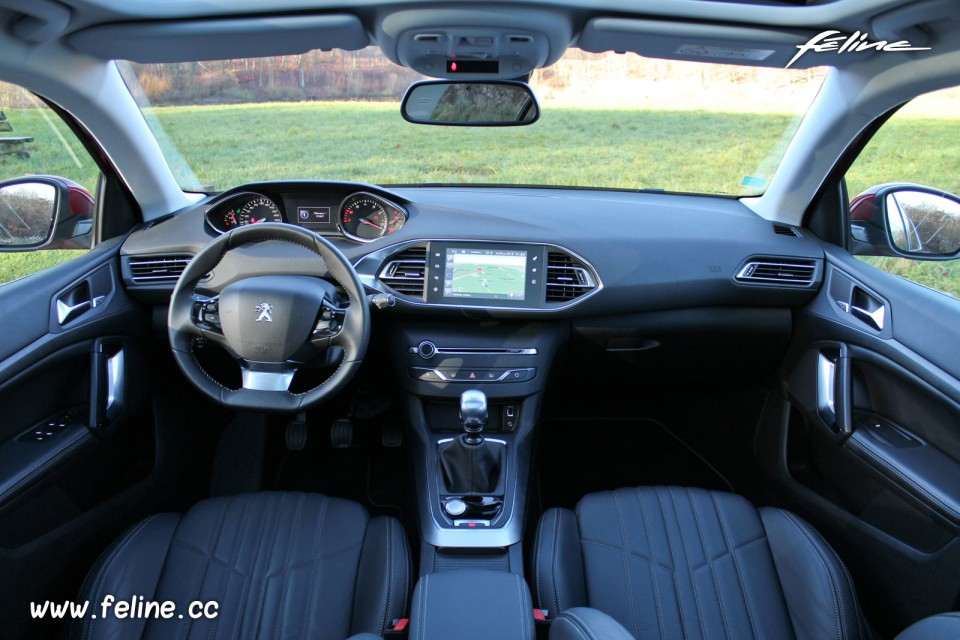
850,304 -> 885,331
56,298 -> 90,324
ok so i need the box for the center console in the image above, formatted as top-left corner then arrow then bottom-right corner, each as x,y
390,320 -> 565,554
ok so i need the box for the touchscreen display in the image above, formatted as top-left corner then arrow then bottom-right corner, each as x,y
442,247 -> 528,301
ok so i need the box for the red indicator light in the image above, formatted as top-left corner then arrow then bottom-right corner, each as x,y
451,62 -> 458,72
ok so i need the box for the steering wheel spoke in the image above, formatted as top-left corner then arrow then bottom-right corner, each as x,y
240,363 -> 297,392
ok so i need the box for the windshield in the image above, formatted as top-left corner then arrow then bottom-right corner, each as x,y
120,48 -> 825,196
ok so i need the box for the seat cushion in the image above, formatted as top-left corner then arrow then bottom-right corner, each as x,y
534,486 -> 865,640
74,492 -> 409,640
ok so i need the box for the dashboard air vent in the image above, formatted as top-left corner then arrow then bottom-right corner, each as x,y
128,255 -> 192,284
773,223 -> 800,237
379,246 -> 427,299
737,258 -> 817,286
545,251 -> 597,303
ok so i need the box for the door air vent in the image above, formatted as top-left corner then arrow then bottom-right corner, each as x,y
736,258 -> 817,286
378,246 -> 427,299
773,223 -> 801,237
545,251 -> 597,303
128,255 -> 192,284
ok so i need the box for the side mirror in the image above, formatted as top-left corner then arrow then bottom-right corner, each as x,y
850,183 -> 960,260
401,80 -> 540,126
0,176 -> 93,252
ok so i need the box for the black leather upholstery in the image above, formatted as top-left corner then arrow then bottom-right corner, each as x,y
74,492 -> 409,640
550,608 -> 634,640
534,486 -> 865,640
409,570 -> 535,640
895,613 -> 960,640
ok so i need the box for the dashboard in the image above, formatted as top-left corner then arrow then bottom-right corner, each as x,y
120,180 -> 826,317
203,185 -> 407,243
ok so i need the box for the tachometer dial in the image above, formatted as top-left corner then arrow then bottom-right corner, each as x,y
339,194 -> 389,242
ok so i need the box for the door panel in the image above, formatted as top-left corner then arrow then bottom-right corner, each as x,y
0,239 -> 158,637
760,244 -> 960,636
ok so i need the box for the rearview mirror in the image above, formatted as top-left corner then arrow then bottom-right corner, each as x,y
401,80 -> 540,126
850,183 -> 960,260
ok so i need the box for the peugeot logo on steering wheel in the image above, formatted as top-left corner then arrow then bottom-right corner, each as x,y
255,302 -> 273,323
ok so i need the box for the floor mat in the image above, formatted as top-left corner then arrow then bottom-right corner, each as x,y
266,414 -> 409,520
536,418 -> 733,510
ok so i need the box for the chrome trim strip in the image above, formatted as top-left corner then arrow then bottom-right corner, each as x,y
241,369 -> 294,391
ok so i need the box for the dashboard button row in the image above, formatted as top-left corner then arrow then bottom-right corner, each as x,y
410,367 -> 536,383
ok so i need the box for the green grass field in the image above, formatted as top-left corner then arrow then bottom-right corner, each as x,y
1,102 -> 958,294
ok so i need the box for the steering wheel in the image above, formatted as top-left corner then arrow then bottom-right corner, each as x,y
168,223 -> 370,412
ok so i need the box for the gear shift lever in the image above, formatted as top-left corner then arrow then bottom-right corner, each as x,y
438,389 -> 503,495
460,389 -> 487,445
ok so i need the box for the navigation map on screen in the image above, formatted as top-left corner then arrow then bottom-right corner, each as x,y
443,248 -> 527,301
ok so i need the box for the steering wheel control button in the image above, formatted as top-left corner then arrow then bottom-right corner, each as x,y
417,340 -> 437,359
444,498 -> 468,517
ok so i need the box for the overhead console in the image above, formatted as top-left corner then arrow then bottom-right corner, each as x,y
356,240 -> 600,311
376,8 -> 571,80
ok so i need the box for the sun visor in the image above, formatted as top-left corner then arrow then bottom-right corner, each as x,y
67,14 -> 369,63
579,18 -> 836,69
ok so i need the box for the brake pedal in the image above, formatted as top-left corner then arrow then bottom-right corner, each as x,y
331,418 -> 353,449
285,413 -> 308,451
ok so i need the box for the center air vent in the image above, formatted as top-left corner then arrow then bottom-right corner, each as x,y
545,250 -> 597,303
378,246 -> 427,299
127,255 -> 192,284
736,258 -> 817,286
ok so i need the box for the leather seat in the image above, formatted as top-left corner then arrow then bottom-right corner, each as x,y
534,486 -> 865,640
73,492 -> 410,640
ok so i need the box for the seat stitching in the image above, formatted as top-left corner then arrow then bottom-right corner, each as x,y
837,544 -> 864,640
517,573 -> 528,640
658,487 -> 689,640
686,536 -> 767,573
421,573 -> 430,640
272,493 -> 305,640
780,510 -> 844,640
613,491 -> 641,639
710,492 -> 760,640
579,538 -> 676,574
533,510 -> 545,609
635,488 -> 663,640
228,496 -> 255,640
379,518 -> 394,635
670,487 -> 708,640
563,610 -> 597,640
691,493 -> 731,640
84,513 -> 166,640
299,496 -> 330,639
179,497 -> 231,640
249,494 -> 288,639
551,509 -> 563,613
400,526 -> 410,618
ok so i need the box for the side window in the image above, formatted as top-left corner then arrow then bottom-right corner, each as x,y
845,86 -> 960,298
0,80 -> 101,285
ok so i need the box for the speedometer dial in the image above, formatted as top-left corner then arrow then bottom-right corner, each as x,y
339,193 -> 390,242
237,196 -> 283,226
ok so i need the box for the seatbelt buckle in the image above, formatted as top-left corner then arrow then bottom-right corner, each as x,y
385,618 -> 409,637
